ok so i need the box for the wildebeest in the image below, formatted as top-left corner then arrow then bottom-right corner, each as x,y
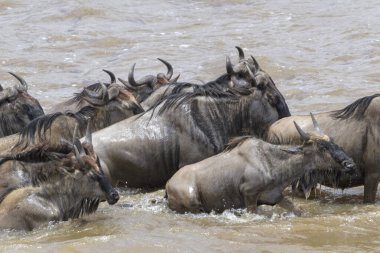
0,72 -> 44,137
266,94 -> 380,203
165,115 -> 356,214
0,130 -> 119,231
48,69 -> 144,120
90,58 -> 291,188
118,58 -> 180,103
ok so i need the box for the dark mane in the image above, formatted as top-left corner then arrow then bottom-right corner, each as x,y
332,94 -> 380,120
170,74 -> 228,94
146,83 -> 250,116
224,136 -> 253,152
65,83 -> 110,106
14,106 -> 96,149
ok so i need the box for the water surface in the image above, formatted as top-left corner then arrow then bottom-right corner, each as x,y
0,1 -> 379,252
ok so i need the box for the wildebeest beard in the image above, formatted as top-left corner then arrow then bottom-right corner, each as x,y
36,174 -> 101,220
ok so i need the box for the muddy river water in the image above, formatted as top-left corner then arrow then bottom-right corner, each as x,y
0,1 -> 379,252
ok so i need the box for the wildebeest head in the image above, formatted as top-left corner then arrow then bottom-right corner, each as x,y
226,47 -> 290,118
118,58 -> 180,102
0,72 -> 44,137
72,124 -> 119,205
294,113 -> 356,174
66,70 -> 144,127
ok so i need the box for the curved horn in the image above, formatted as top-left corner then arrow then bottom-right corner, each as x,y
294,121 -> 310,141
157,58 -> 173,80
226,56 -> 235,75
128,63 -> 146,87
73,141 -> 86,167
169,74 -> 180,83
246,65 -> 257,87
85,121 -> 92,145
100,81 -> 108,101
235,46 -> 245,61
250,56 -> 260,72
102,69 -> 116,84
72,123 -> 79,144
310,112 -> 323,134
9,72 -> 28,91
118,77 -> 137,91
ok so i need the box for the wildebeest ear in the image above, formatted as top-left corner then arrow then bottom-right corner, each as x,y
250,56 -> 260,72
107,86 -> 119,101
293,121 -> 310,141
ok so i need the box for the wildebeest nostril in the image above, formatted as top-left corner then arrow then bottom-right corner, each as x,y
110,191 -> 120,204
342,160 -> 356,174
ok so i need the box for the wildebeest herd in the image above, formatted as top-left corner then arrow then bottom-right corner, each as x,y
0,47 -> 378,231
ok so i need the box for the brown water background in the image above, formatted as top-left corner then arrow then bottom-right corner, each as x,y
0,1 -> 379,252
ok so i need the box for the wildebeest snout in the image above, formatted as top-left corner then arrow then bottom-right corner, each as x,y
98,174 -> 120,205
108,189 -> 120,205
341,159 -> 356,175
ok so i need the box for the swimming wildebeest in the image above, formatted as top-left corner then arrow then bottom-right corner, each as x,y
0,72 -> 44,137
0,130 -> 119,231
266,94 -> 380,203
165,114 -> 356,214
90,58 -> 291,188
119,58 -> 180,103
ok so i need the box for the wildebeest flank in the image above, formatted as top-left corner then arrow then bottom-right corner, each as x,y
165,115 -> 356,214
